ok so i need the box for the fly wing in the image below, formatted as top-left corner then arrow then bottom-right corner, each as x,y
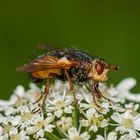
36,44 -> 65,51
16,55 -> 74,73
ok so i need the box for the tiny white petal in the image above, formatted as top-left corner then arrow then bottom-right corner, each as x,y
102,101 -> 109,108
36,129 -> 44,138
26,126 -> 37,134
134,119 -> 140,130
64,95 -> 74,106
44,124 -> 55,132
68,127 -> 78,137
5,107 -> 15,116
82,92 -> 93,103
116,126 -> 126,134
108,132 -> 117,140
55,109 -> 63,118
39,138 -> 47,140
80,132 -> 90,140
45,115 -> 55,124
134,104 -> 139,110
20,130 -> 28,140
95,135 -> 104,140
111,113 -> 122,124
29,83 -> 40,91
128,129 -> 137,139
11,116 -> 21,126
14,85 -> 25,97
89,125 -> 98,132
75,92 -> 84,100
80,119 -> 89,127
112,104 -> 125,112
117,78 -> 136,91
79,103 -> 90,108
86,108 -> 96,118
9,127 -> 18,137
0,126 -> 3,135
119,134 -> 131,140
0,95 -> 17,106
64,106 -> 73,114
108,87 -> 119,96
101,119 -> 108,128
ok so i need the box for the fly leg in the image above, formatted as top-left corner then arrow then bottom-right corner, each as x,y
42,78 -> 51,105
32,79 -> 50,114
91,78 -> 101,108
33,91 -> 45,104
95,82 -> 113,104
64,69 -> 74,90
33,79 -> 50,105
64,69 -> 78,101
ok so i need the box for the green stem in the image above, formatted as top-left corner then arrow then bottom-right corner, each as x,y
44,132 -> 60,140
72,101 -> 79,129
55,124 -> 68,138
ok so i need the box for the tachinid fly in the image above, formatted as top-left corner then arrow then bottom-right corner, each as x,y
17,45 -> 119,107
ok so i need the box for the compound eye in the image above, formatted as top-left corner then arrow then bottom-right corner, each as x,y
95,61 -> 104,75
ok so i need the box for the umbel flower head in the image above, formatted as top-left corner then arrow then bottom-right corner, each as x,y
0,78 -> 140,140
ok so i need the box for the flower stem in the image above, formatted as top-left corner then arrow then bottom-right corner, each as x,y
72,101 -> 79,129
44,132 -> 60,140
55,124 -> 68,138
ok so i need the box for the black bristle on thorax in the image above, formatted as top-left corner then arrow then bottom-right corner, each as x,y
47,48 -> 94,82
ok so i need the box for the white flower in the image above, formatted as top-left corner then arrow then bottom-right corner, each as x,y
26,113 -> 55,138
65,127 -> 90,140
46,87 -> 74,118
79,88 -> 111,114
25,82 -> 42,102
111,103 -> 125,112
85,108 -> 108,132
57,116 -> 72,132
0,95 -> 17,106
125,103 -> 139,111
80,119 -> 89,127
96,132 -> 117,140
0,78 -> 140,139
111,110 -> 140,139
14,85 -> 25,97
108,78 -> 140,102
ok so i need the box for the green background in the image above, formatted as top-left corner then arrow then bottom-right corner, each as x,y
0,0 -> 140,99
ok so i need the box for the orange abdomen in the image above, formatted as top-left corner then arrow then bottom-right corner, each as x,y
32,68 -> 62,79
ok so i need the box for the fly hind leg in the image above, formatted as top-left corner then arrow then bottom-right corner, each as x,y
33,91 -> 45,104
64,70 -> 74,90
33,79 -> 50,105
64,69 -> 77,101
32,79 -> 50,114
95,82 -> 113,104
42,78 -> 51,105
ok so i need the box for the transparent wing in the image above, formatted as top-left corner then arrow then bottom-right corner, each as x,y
16,55 -> 73,73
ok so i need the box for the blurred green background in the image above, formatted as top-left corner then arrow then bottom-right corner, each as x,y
0,0 -> 140,99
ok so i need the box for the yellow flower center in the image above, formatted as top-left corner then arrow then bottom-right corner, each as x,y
71,135 -> 81,140
36,120 -> 45,129
15,98 -> 27,106
11,134 -> 20,140
21,112 -> 33,121
122,118 -> 133,129
56,100 -> 64,109
3,124 -> 12,133
90,115 -> 104,127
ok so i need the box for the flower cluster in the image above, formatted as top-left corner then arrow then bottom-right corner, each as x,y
0,78 -> 140,140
